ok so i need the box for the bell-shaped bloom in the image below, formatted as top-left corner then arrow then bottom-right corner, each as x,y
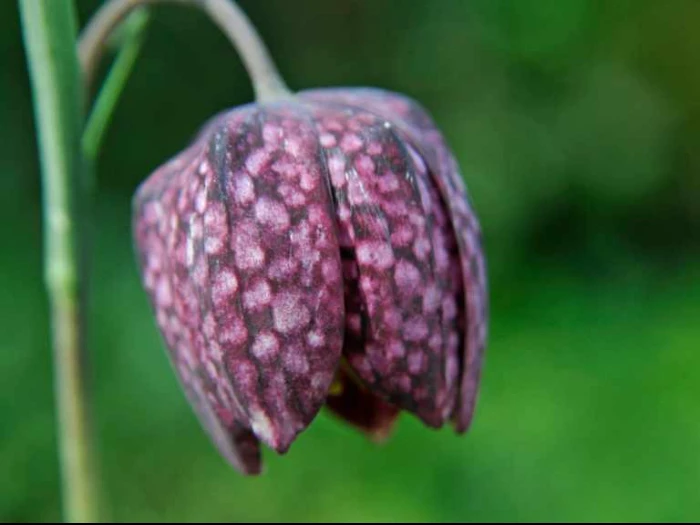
132,87 -> 488,475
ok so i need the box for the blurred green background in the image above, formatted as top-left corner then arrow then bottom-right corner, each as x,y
3,0 -> 700,521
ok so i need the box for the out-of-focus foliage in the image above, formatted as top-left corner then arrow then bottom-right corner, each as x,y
2,0 -> 699,521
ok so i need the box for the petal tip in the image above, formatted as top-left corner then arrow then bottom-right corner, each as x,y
248,408 -> 301,455
452,392 -> 480,435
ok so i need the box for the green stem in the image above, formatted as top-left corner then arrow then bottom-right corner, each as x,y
83,8 -> 150,162
19,1 -> 99,522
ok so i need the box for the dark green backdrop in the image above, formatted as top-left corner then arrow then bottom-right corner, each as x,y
3,0 -> 700,521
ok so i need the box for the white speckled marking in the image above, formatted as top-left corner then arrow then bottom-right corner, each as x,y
272,292 -> 311,334
219,318 -> 248,345
340,133 -> 363,152
234,174 -> 255,205
328,155 -> 346,187
243,279 -> 272,309
245,149 -> 269,175
356,241 -> 395,270
394,260 -> 421,292
306,330 -> 325,348
319,133 -> 336,147
252,331 -> 279,360
255,197 -> 290,233
212,269 -> 238,306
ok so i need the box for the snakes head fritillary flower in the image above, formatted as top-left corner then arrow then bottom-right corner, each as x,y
132,87 -> 488,475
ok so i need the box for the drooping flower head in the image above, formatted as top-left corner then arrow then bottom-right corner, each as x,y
133,87 -> 488,475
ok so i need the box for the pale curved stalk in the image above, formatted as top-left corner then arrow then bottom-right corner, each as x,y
79,0 -> 291,102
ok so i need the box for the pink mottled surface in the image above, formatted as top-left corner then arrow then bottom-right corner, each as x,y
301,88 -> 489,433
133,88 -> 488,475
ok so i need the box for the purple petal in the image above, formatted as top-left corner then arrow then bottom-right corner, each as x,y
302,88 -> 489,433
185,380 -> 262,475
133,143 -> 261,474
133,103 -> 346,455
303,99 -> 458,427
413,154 -> 464,419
